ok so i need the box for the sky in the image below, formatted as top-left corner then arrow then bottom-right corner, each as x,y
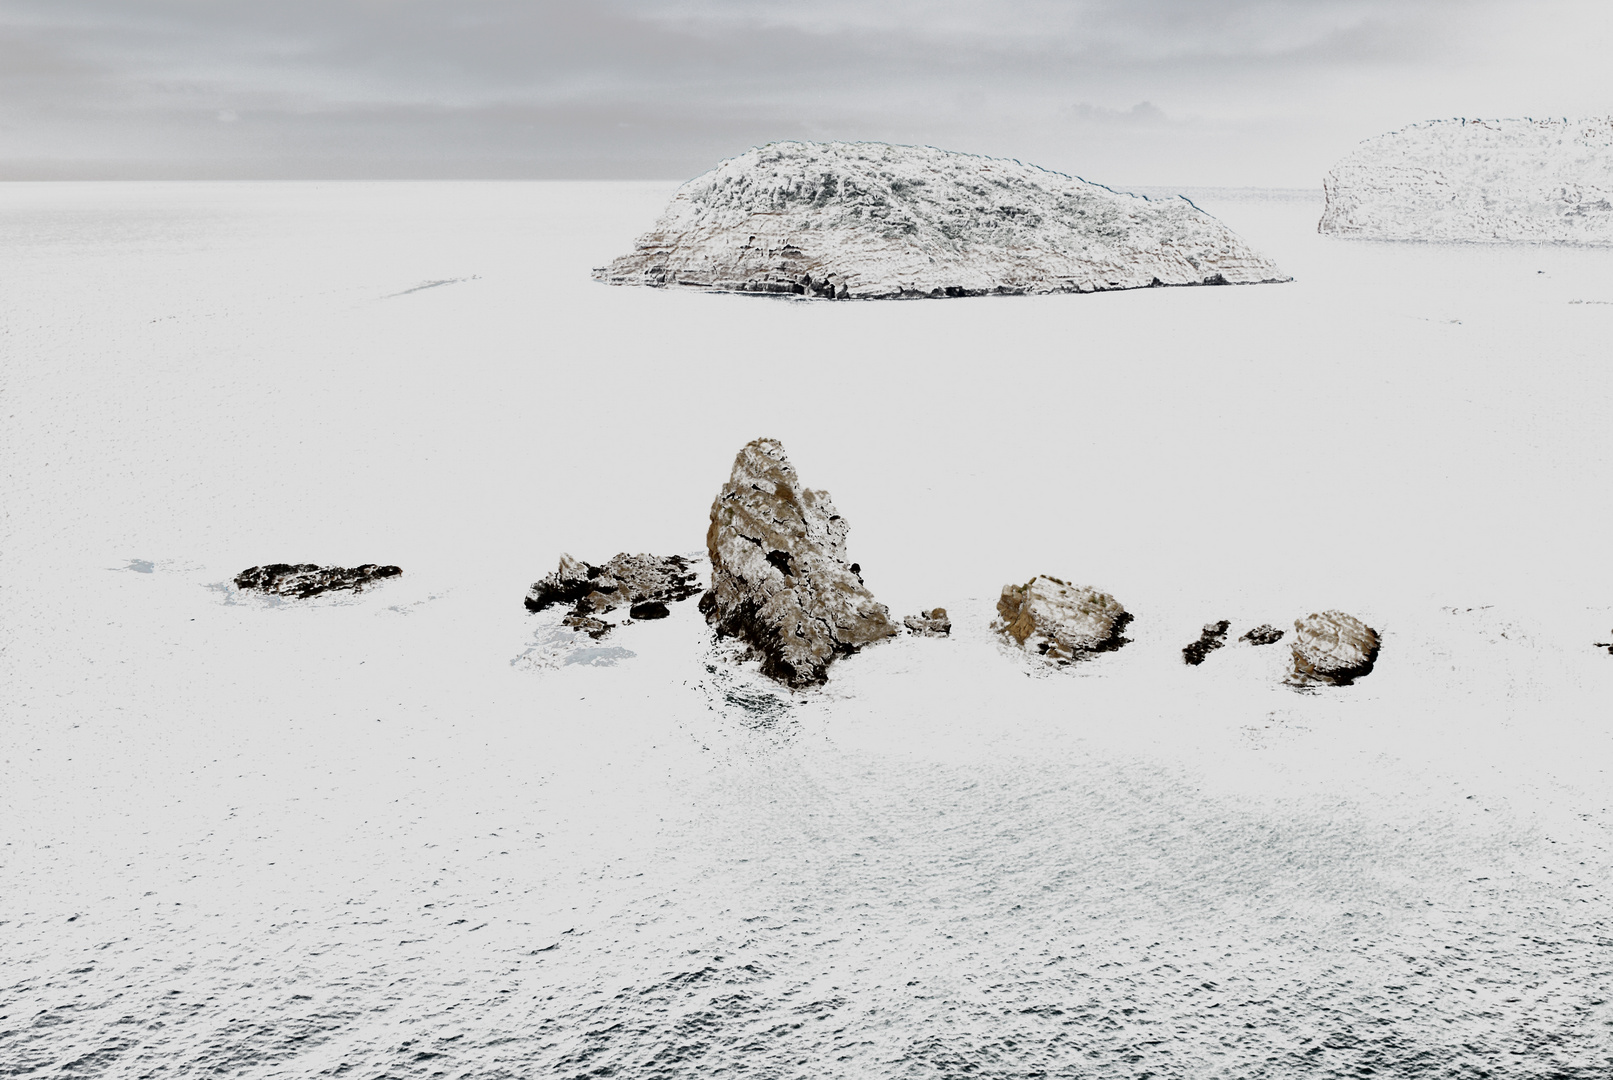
2,0 -> 1610,186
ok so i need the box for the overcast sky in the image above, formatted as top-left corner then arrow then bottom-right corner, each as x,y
2,0 -> 1609,186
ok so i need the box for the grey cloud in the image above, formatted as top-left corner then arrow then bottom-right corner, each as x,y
0,0 -> 1607,184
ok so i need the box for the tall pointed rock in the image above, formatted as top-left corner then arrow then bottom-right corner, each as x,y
700,438 -> 896,687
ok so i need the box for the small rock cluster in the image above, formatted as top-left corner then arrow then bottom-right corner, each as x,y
699,437 -> 896,687
525,552 -> 701,638
511,439 -> 1387,690
903,609 -> 952,637
1182,621 -> 1231,666
234,563 -> 401,598
1241,624 -> 1284,646
994,576 -> 1132,662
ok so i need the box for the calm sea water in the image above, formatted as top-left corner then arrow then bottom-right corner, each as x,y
4,182 -> 1613,1077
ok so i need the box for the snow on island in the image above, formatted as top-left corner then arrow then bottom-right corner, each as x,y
596,141 -> 1288,298
1319,117 -> 1613,243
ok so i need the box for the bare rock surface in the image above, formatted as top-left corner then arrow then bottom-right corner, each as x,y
700,438 -> 896,687
1291,611 -> 1382,686
234,563 -> 400,598
525,552 -> 700,639
597,141 -> 1288,299
903,608 -> 952,637
1241,624 -> 1285,646
1182,620 -> 1231,666
1320,117 -> 1613,243
994,576 -> 1131,663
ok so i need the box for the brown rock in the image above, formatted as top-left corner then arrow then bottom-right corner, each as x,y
1291,610 -> 1381,685
701,438 -> 896,687
525,552 -> 700,637
995,576 -> 1131,662
904,608 -> 952,637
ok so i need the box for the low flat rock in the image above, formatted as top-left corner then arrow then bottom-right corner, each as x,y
700,438 -> 896,687
234,563 -> 400,598
1320,117 -> 1613,243
525,552 -> 700,638
1291,611 -> 1381,686
1241,624 -> 1285,646
597,141 -> 1288,299
995,576 -> 1131,663
903,608 -> 952,637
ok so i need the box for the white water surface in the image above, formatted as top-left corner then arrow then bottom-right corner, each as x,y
3,181 -> 1613,1077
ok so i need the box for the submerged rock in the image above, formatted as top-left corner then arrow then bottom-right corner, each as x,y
1182,620 -> 1231,666
1241,624 -> 1285,646
700,438 -> 896,688
904,608 -> 952,637
234,563 -> 400,598
1290,611 -> 1381,686
1320,117 -> 1613,243
525,552 -> 700,638
597,141 -> 1288,299
994,576 -> 1131,663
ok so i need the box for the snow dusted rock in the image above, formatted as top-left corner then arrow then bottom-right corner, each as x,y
524,552 -> 700,639
1290,611 -> 1381,686
1182,620 -> 1231,666
700,438 -> 896,687
994,576 -> 1131,663
903,608 -> 952,637
234,563 -> 400,598
1240,624 -> 1285,646
1320,118 -> 1613,243
597,141 -> 1288,299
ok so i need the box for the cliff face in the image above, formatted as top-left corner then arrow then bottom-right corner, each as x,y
597,141 -> 1288,298
1320,117 -> 1613,243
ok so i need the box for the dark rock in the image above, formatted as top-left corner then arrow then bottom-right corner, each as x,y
702,437 -> 896,688
1291,611 -> 1381,686
994,576 -> 1131,663
1182,620 -> 1231,666
904,608 -> 952,637
562,614 -> 612,640
1593,634 -> 1613,656
234,563 -> 401,598
525,552 -> 700,638
1241,624 -> 1284,646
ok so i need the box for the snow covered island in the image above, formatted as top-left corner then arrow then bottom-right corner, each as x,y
596,141 -> 1288,298
1319,117 -> 1613,243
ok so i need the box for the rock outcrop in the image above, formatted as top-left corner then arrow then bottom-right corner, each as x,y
1319,118 -> 1613,243
1182,620 -> 1231,666
1290,611 -> 1381,685
597,141 -> 1288,299
1241,624 -> 1284,646
234,563 -> 400,598
994,576 -> 1131,663
700,438 -> 896,687
525,553 -> 700,639
903,608 -> 952,637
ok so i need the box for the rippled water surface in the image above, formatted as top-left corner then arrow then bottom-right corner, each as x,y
4,182 -> 1613,1077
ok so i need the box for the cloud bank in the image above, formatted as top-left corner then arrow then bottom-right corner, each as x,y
2,0 -> 1610,184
